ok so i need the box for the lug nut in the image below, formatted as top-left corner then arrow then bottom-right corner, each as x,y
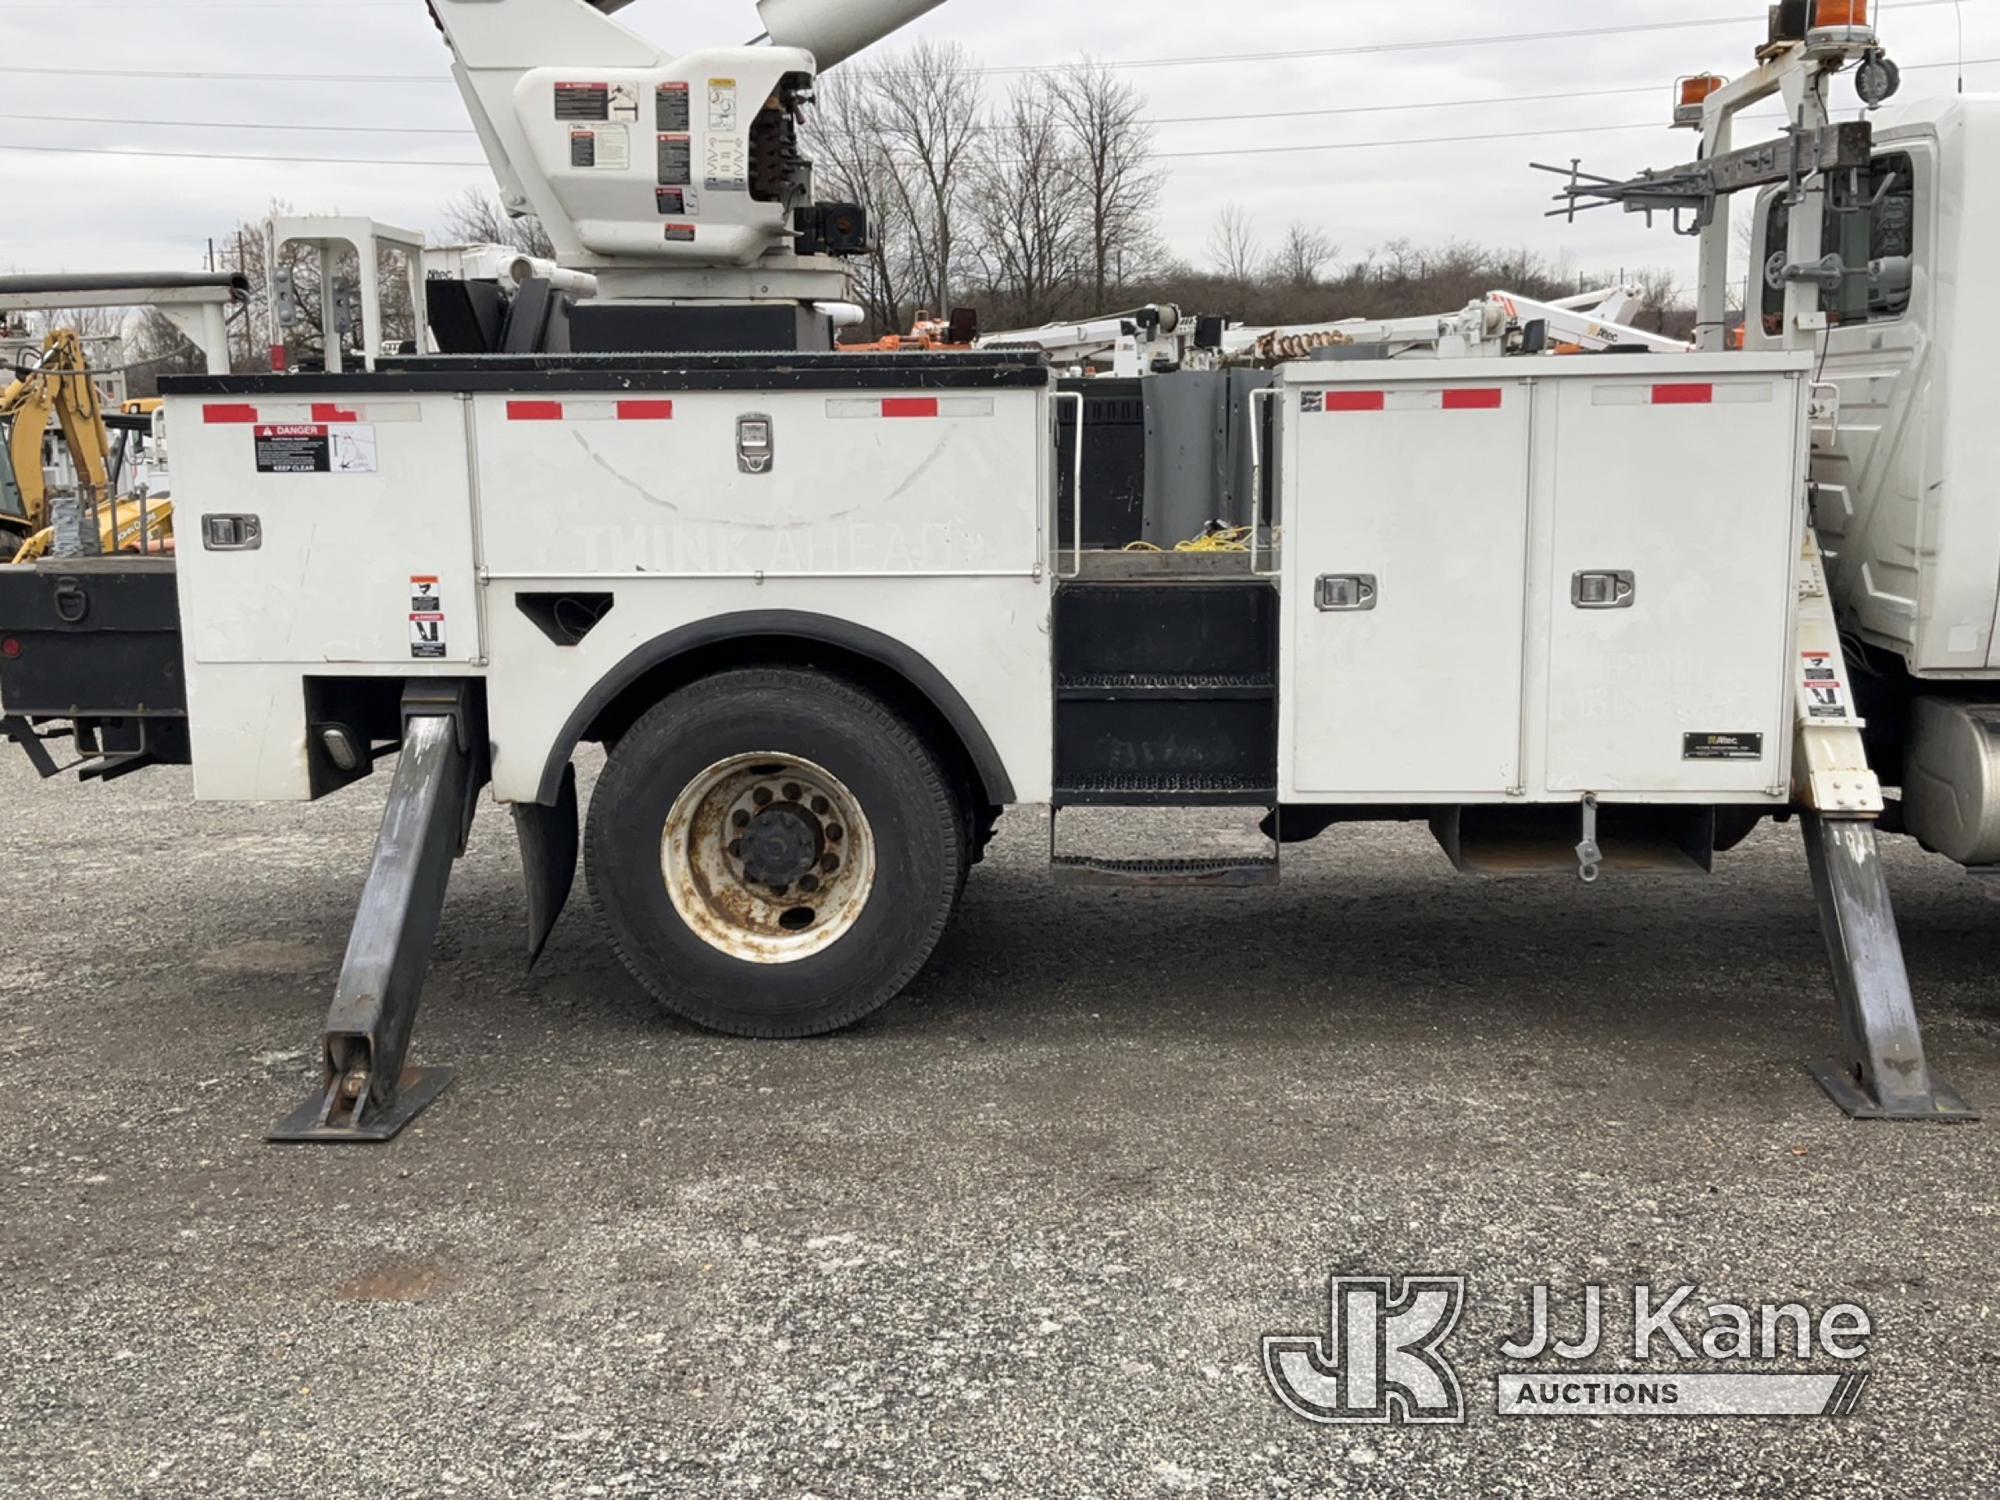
783,782 -> 803,802
754,787 -> 774,807
827,825 -> 844,843
733,810 -> 751,829
822,855 -> 840,874
811,796 -> 830,815
729,839 -> 744,859
799,875 -> 821,894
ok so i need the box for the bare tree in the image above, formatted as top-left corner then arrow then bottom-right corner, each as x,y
860,41 -> 984,315
122,309 -> 210,397
1208,204 -> 1260,286
1050,58 -> 1161,305
438,187 -> 556,260
801,67 -> 911,333
1271,222 -> 1339,289
969,75 -> 1087,327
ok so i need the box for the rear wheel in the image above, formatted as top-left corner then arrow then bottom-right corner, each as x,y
585,667 -> 966,1038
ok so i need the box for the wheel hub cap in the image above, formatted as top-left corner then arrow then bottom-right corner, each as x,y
740,805 -> 822,888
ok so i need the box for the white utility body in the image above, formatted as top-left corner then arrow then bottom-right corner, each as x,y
174,361 -> 1055,807
0,0 -> 1980,1140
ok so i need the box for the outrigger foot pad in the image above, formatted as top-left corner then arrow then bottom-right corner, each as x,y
1806,1060 -> 1977,1124
269,1066 -> 457,1144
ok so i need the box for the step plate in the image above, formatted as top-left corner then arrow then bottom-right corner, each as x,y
1052,855 -> 1280,889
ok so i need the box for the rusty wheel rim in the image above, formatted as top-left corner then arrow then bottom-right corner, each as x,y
661,753 -> 877,965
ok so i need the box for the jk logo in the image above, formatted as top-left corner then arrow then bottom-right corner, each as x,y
1263,1276 -> 1467,1426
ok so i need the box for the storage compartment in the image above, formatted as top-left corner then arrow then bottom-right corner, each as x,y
1279,355 -> 1809,804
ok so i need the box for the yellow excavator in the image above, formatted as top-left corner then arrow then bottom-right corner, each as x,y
0,329 -> 173,564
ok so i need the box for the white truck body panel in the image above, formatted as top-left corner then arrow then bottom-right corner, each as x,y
169,377 -> 1055,806
1279,354 -> 1810,804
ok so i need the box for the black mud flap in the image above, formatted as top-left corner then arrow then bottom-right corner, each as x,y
513,761 -> 579,967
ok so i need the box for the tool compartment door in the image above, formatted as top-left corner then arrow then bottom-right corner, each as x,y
1544,373 -> 1802,795
177,397 -> 479,665
1284,380 -> 1532,798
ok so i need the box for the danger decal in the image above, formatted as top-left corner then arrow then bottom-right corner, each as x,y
253,424 -> 377,475
410,575 -> 447,661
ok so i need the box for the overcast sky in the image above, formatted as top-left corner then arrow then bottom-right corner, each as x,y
0,0 -> 1992,292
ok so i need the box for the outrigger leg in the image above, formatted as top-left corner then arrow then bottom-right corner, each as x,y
1791,532 -> 1976,1122
1802,813 -> 1976,1121
270,681 -> 488,1144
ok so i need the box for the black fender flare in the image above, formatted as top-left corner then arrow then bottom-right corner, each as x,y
532,609 -> 1018,808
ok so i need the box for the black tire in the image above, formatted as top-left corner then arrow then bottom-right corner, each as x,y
585,666 -> 966,1038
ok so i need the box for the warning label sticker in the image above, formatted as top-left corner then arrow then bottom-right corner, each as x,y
608,82 -> 639,122
707,78 -> 738,131
410,615 -> 447,659
663,223 -> 697,243
1802,651 -> 1839,683
1806,681 -> 1851,720
410,575 -> 446,660
1685,732 -> 1765,762
657,81 -> 691,132
254,424 -> 376,475
570,125 -> 630,171
657,134 -> 692,186
655,187 -> 700,216
704,134 -> 747,193
554,82 -> 609,121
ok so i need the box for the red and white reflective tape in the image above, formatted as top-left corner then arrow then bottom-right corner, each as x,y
1303,388 -> 1506,414
503,399 -> 676,422
1592,382 -> 1775,408
825,396 -> 995,420
204,401 -> 422,424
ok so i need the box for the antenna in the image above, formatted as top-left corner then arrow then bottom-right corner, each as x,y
1957,0 -> 1967,94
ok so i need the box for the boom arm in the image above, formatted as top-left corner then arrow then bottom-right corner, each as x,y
427,0 -> 943,284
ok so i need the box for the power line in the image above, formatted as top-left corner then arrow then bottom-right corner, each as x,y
0,1 -> 1969,86
0,65 -> 450,83
0,108 -> 1848,172
0,111 -> 473,135
0,1 -> 403,7
5,57 -> 1988,144
1147,56 -> 1993,126
910,0 -> 1971,76
0,142 -> 484,167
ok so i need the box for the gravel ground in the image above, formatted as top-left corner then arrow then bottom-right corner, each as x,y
1,749 -> 1996,1498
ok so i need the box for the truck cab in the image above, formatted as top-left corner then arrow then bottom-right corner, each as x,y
1749,95 -> 2000,866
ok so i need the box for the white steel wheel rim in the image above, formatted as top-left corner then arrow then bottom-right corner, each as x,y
661,753 -> 877,965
